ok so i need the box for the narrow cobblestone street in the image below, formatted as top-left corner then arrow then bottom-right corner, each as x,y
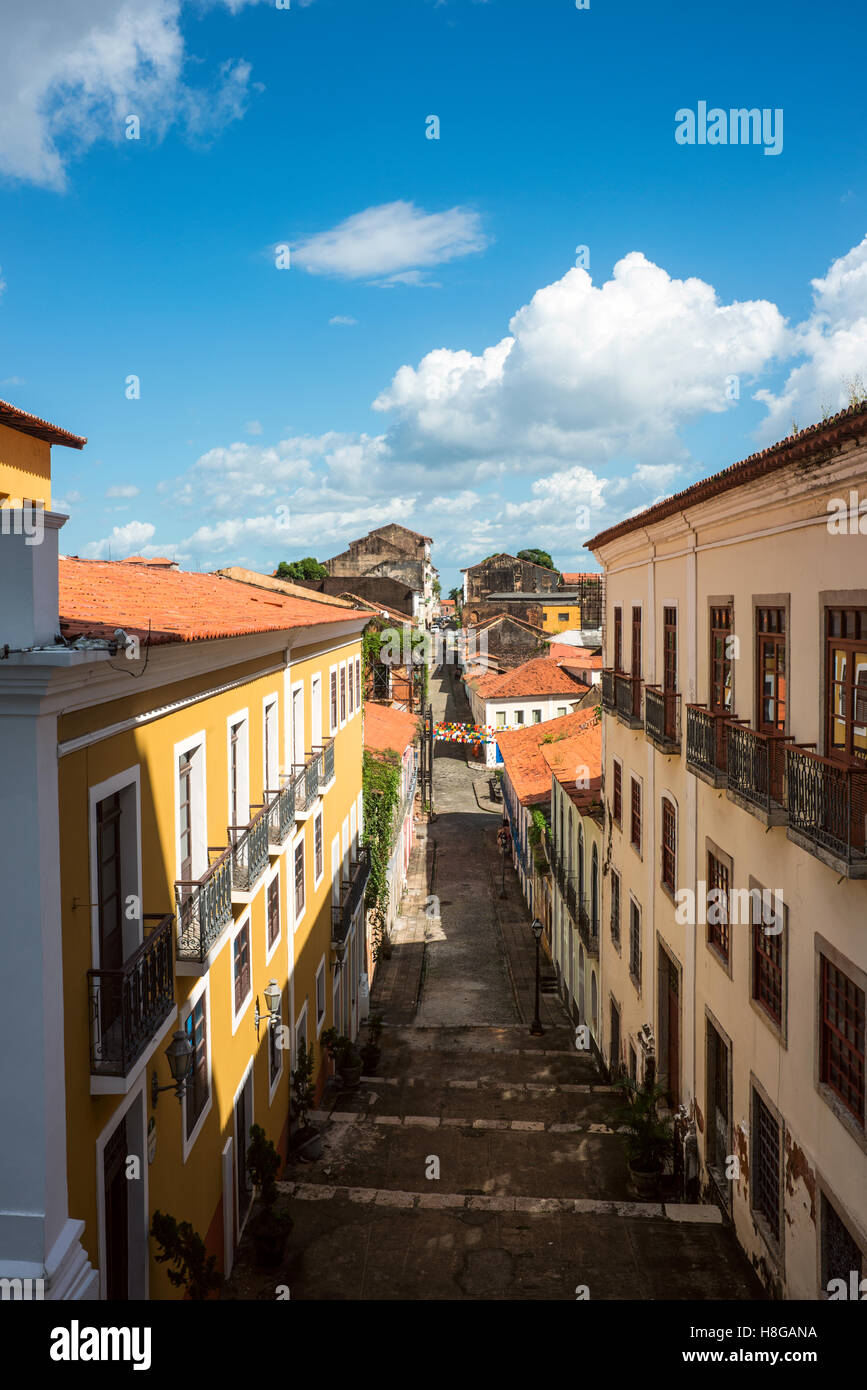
227,663 -> 766,1301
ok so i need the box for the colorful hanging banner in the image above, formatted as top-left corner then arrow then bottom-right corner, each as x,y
433,721 -> 497,744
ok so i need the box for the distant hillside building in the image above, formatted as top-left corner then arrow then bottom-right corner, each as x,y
462,552 -> 560,605
324,524 -> 437,624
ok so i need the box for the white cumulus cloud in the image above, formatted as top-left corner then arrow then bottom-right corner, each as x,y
81,519 -> 155,558
290,201 -> 488,282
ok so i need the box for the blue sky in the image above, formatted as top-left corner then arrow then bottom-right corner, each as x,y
1,0 -> 866,592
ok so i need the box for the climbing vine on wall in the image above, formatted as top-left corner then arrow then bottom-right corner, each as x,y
362,749 -> 402,960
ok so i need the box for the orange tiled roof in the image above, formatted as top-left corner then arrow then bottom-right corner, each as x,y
548,643 -> 603,668
0,398 -> 87,449
122,555 -> 176,567
58,557 -> 363,646
560,572 -> 601,584
473,656 -> 589,701
214,566 -> 360,609
497,709 -> 599,806
364,701 -> 418,757
540,720 -> 602,808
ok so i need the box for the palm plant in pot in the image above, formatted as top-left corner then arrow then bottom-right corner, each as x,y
360,1013 -> 384,1075
321,1027 -> 363,1089
245,1124 -> 293,1267
613,1075 -> 674,1198
290,1039 -> 322,1160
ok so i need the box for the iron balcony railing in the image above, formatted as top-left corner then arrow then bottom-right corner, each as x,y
394,766 -> 418,842
88,913 -> 175,1076
644,685 -> 681,749
685,704 -> 732,779
320,738 -> 335,786
785,746 -> 867,867
614,672 -> 643,725
229,798 -> 271,893
175,846 -> 234,964
601,669 -> 615,712
266,775 -> 296,846
331,846 -> 371,948
726,723 -> 792,815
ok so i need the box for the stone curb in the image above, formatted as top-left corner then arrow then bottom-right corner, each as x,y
277,1182 -> 719,1223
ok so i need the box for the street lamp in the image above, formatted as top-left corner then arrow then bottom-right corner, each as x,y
497,820 -> 511,898
254,978 -> 283,1041
151,1029 -> 193,1108
530,917 -> 545,1037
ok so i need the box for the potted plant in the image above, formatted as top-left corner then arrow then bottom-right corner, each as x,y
613,1075 -> 674,1198
245,1124 -> 293,1266
360,1013 -> 384,1075
151,1211 -> 223,1299
290,1039 -> 322,1160
321,1026 -> 363,1089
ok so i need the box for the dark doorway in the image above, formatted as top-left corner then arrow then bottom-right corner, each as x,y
103,1112 -> 128,1300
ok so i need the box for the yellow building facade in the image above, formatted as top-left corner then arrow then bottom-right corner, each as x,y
0,402 -> 368,1300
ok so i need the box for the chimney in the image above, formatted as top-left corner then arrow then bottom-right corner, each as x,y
0,506 -> 65,650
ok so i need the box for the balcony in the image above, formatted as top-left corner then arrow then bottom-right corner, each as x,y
614,673 -> 643,729
725,723 -> 791,827
175,846 -> 234,968
331,846 -> 371,949
317,737 -> 336,791
601,669 -> 615,712
644,685 -> 681,754
292,747 -> 325,818
88,913 -> 175,1081
685,705 -> 732,788
266,775 -> 296,850
785,747 -> 867,878
230,799 -> 271,897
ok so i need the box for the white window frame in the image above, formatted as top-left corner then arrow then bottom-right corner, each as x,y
231,910 -> 254,1034
226,709 -> 250,831
311,674 -> 323,749
328,664 -> 339,736
292,827 -> 306,931
315,957 -> 327,1036
88,763 -> 143,971
181,973 -> 213,1163
262,694 -> 279,794
174,733 -> 207,883
290,681 -> 305,771
294,1000 -> 309,1069
339,660 -> 347,728
313,810 -> 324,889
267,983 -> 284,1104
354,655 -> 361,713
265,860 -> 282,966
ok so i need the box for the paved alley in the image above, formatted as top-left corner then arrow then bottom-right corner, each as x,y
225,661 -> 766,1302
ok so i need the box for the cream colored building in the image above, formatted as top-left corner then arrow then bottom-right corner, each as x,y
589,403 -> 867,1300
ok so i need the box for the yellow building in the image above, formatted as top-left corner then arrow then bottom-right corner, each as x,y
537,598 -> 583,635
0,400 -> 368,1300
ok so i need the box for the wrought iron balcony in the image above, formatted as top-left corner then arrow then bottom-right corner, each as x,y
685,704 -> 732,785
88,913 -> 175,1077
785,747 -> 867,876
601,669 -> 615,712
579,908 -> 599,957
175,846 -> 233,964
320,738 -> 335,787
725,723 -> 791,824
230,799 -> 271,894
266,775 -> 296,847
644,685 -> 681,752
614,673 -> 643,728
331,846 -> 371,948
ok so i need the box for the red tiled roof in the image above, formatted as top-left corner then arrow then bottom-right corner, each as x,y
560,572 -> 601,584
58,558 -> 363,646
0,398 -> 87,449
473,656 -> 589,701
548,643 -> 603,668
363,702 -> 418,758
586,402 -> 867,551
497,709 -> 599,806
122,555 -> 176,567
214,567 -> 359,609
337,592 -> 411,624
540,721 -> 602,808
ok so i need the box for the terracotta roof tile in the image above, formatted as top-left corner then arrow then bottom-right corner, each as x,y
497,710 -> 599,806
540,722 -> 602,808
587,401 -> 867,551
58,557 -> 362,646
473,656 -> 589,701
0,398 -> 86,449
363,702 -> 418,757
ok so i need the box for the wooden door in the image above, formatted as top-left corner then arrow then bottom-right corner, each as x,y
667,957 -> 680,1106
103,1113 -> 128,1300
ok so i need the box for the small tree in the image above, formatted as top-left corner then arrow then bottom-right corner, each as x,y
246,1125 -> 293,1266
151,1211 -> 223,1300
517,547 -> 558,573
276,557 -> 328,581
291,1039 -> 316,1133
